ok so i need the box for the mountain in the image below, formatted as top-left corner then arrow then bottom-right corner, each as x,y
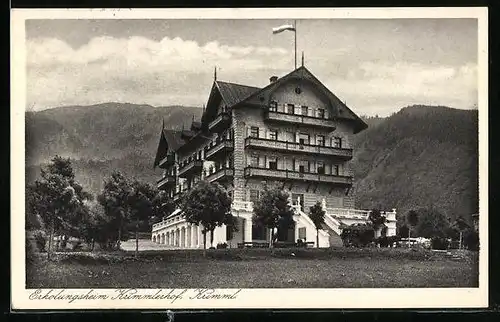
25,103 -> 479,221
353,105 -> 479,220
25,103 -> 203,192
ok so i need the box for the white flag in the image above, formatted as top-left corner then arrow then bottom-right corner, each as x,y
272,24 -> 296,34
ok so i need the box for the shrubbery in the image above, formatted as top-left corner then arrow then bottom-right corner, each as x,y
340,223 -> 375,247
464,230 -> 479,251
431,237 -> 449,250
33,230 -> 47,252
216,242 -> 228,249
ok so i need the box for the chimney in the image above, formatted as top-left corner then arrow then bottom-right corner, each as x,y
269,76 -> 278,83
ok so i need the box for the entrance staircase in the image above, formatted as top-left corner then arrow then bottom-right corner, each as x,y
321,223 -> 343,247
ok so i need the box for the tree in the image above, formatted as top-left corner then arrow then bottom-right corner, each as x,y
308,201 -> 325,248
81,201 -> 110,251
97,171 -> 133,249
451,216 -> 470,249
151,190 -> 175,225
414,208 -> 450,239
27,156 -> 92,259
182,181 -> 232,255
398,225 -> 409,239
368,209 -> 386,235
406,210 -> 419,244
128,180 -> 156,257
253,187 -> 295,248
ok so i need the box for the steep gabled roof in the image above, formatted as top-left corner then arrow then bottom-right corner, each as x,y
237,66 -> 368,134
215,81 -> 261,107
153,128 -> 186,168
163,129 -> 186,151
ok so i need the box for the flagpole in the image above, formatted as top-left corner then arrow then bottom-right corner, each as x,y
294,20 -> 297,70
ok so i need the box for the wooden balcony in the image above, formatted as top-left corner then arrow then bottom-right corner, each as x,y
178,159 -> 203,178
245,137 -> 352,160
264,109 -> 336,130
244,167 -> 352,186
205,138 -> 234,161
205,168 -> 234,183
209,112 -> 231,133
158,154 -> 175,168
157,175 -> 175,190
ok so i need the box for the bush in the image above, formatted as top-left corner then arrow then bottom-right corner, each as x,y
431,237 -> 449,250
341,223 -> 375,248
72,240 -> 83,251
33,230 -> 47,252
464,230 -> 479,251
216,242 -> 228,249
26,234 -> 37,265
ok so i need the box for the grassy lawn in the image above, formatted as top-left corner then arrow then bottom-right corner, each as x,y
26,247 -> 479,289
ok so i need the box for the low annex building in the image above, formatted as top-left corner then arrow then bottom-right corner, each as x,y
151,66 -> 397,248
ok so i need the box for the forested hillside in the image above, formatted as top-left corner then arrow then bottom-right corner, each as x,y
25,103 -> 479,221
352,105 -> 478,220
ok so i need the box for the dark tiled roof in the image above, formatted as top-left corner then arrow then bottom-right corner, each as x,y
215,81 -> 261,107
162,129 -> 186,151
191,121 -> 202,131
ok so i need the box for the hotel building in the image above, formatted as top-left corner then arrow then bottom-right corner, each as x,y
151,66 -> 397,248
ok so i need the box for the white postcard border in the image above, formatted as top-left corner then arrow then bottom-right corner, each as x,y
11,7 -> 489,310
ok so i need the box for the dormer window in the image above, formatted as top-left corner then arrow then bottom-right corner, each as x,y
250,126 -> 259,138
332,137 -> 342,148
317,108 -> 325,119
269,100 -> 278,112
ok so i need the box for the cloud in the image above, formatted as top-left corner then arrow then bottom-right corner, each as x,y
322,61 -> 477,116
26,35 -> 477,116
26,36 -> 292,110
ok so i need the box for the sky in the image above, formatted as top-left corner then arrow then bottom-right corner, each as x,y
25,18 -> 478,116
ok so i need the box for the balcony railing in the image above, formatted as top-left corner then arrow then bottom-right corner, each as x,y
157,175 -> 175,189
205,168 -> 234,183
178,159 -> 203,177
158,154 -> 175,168
264,108 -> 336,130
209,112 -> 231,133
245,137 -> 352,160
326,207 -> 397,222
244,167 -> 352,186
152,215 -> 185,231
205,137 -> 234,160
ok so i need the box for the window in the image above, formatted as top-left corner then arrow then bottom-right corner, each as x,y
226,225 -> 234,240
298,227 -> 307,240
250,155 -> 259,167
332,137 -> 342,148
269,101 -> 278,112
268,158 -> 278,170
299,164 -> 305,173
268,130 -> 278,141
317,108 -> 325,119
316,135 -> 325,146
332,164 -> 340,175
198,150 -> 202,160
317,162 -> 325,174
287,104 -> 295,114
250,126 -> 259,138
298,133 -> 310,145
301,106 -> 308,116
250,190 -> 260,203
